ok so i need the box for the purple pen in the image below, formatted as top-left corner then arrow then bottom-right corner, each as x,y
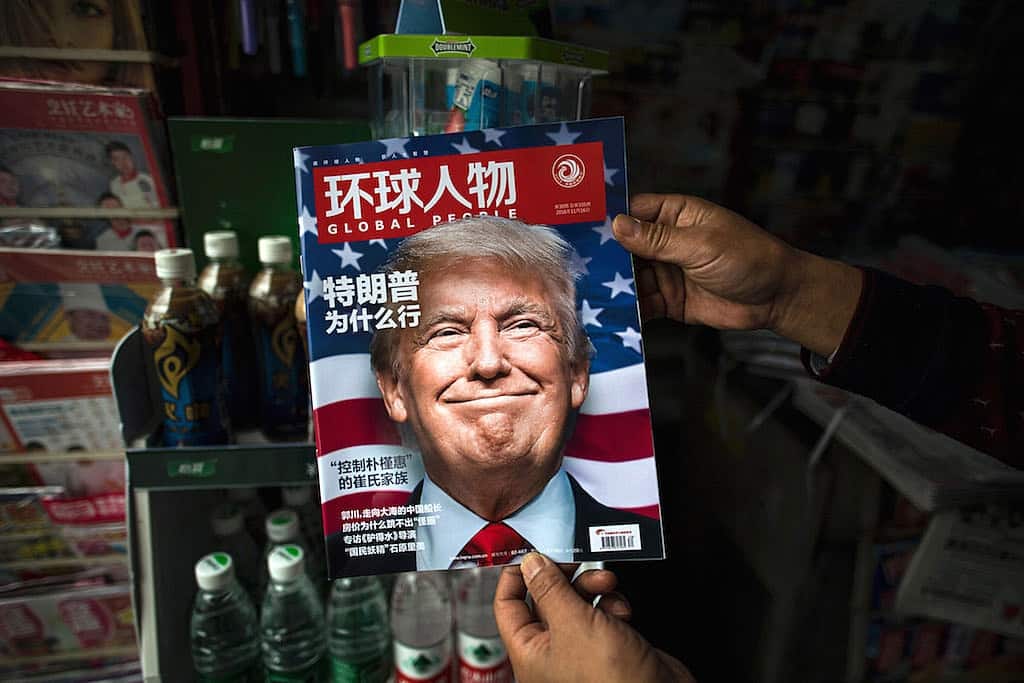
240,0 -> 258,55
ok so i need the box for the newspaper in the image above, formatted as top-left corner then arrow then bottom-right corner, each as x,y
896,503 -> 1024,639
792,379 -> 1024,512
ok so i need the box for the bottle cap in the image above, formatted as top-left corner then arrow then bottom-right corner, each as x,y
204,231 -> 239,259
267,544 -> 305,583
154,248 -> 196,280
258,236 -> 292,265
265,508 -> 299,543
211,503 -> 244,537
281,485 -> 311,507
194,552 -> 235,591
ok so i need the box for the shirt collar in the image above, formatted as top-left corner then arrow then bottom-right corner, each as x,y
416,468 -> 576,570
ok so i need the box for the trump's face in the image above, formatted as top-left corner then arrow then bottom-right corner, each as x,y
377,259 -> 588,481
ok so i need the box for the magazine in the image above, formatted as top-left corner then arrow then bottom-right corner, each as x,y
295,117 -> 665,577
791,378 -> 1024,512
0,80 -> 175,250
0,247 -> 160,354
895,503 -> 1024,639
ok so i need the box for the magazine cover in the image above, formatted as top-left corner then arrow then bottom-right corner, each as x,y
295,117 -> 664,577
0,248 -> 159,352
0,358 -> 123,453
0,80 -> 175,250
0,0 -> 155,90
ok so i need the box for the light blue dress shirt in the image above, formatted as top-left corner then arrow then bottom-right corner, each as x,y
416,467 -> 576,570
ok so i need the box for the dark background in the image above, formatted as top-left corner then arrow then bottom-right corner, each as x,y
144,2 -> 1024,681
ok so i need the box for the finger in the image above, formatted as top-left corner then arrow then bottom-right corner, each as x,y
594,591 -> 632,622
639,291 -> 667,322
629,193 -> 671,222
572,568 -> 618,602
635,262 -> 659,299
631,193 -> 695,230
612,214 -> 701,267
520,552 -> 593,628
494,564 -> 545,657
652,260 -> 686,321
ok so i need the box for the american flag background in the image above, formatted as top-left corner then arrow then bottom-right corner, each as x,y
294,117 -> 661,542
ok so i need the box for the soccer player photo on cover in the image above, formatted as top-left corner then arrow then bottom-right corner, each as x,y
295,118 -> 665,577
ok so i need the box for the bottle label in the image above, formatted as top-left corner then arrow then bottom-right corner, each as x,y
330,653 -> 390,682
394,639 -> 451,683
255,315 -> 308,433
153,322 -> 228,446
457,633 -> 512,683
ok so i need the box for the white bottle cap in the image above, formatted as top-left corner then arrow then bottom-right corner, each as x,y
258,236 -> 292,265
282,485 -> 311,507
154,248 -> 196,280
267,544 -> 305,583
265,508 -> 299,543
204,231 -> 239,259
211,503 -> 244,537
195,552 -> 235,591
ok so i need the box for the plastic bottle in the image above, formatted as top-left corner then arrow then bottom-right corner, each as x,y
198,230 -> 255,429
143,248 -> 230,446
248,236 -> 308,441
453,568 -> 512,683
211,503 -> 261,601
261,508 -> 309,593
391,572 -> 453,683
294,288 -> 314,443
326,576 -> 391,683
282,486 -> 322,552
190,552 -> 261,681
228,487 -> 268,547
260,545 -> 327,681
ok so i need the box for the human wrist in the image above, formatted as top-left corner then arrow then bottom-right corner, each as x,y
771,250 -> 862,357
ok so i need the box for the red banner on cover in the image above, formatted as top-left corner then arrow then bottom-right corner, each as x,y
313,142 -> 607,244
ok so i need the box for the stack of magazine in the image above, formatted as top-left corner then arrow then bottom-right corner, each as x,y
792,378 -> 1024,512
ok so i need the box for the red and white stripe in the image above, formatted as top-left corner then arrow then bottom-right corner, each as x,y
311,354 -> 660,535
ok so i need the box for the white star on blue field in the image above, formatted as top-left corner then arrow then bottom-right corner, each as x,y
296,118 -> 644,370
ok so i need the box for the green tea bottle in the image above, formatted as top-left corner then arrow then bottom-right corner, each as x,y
248,237 -> 308,441
143,248 -> 230,446
198,231 -> 255,429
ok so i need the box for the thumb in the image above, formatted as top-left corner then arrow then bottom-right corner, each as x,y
612,213 -> 696,265
521,552 -> 591,627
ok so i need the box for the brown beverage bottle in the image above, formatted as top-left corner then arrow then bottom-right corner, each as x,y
143,249 -> 230,446
248,237 -> 308,440
294,288 -> 314,442
198,231 -> 255,429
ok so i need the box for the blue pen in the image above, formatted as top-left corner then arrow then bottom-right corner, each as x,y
285,0 -> 307,77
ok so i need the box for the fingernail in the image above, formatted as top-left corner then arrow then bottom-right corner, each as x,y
611,601 -> 632,619
614,214 -> 640,239
521,552 -> 544,581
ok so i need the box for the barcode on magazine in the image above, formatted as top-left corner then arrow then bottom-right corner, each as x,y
589,524 -> 641,552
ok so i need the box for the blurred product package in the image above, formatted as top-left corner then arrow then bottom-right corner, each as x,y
0,79 -> 176,251
0,583 -> 136,659
0,358 -> 123,452
0,248 -> 159,356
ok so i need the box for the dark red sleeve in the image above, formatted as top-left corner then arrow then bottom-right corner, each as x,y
801,267 -> 1023,469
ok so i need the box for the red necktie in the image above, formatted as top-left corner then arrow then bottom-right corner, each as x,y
456,522 -> 534,567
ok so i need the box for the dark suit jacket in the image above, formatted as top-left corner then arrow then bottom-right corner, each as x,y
326,473 -> 664,577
